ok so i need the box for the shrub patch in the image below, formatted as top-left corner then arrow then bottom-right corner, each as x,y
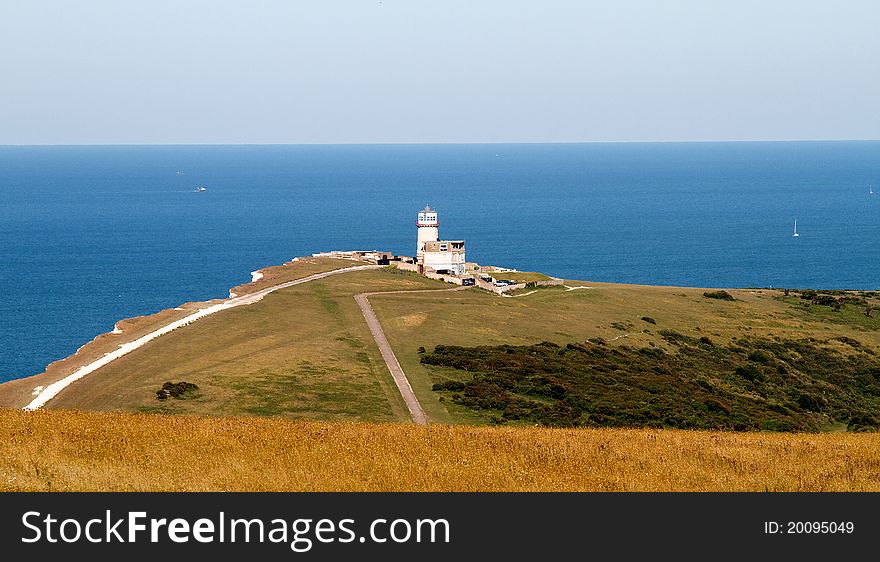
422,335 -> 880,431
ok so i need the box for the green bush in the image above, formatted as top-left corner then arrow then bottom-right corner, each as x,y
156,381 -> 199,400
833,336 -> 862,348
748,350 -> 772,364
735,364 -> 764,381
431,381 -> 466,391
422,335 -> 880,432
703,290 -> 735,301
797,393 -> 821,411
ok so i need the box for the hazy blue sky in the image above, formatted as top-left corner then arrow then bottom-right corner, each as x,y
1,1 -> 877,144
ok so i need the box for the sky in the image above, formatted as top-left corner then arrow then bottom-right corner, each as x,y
0,0 -> 877,144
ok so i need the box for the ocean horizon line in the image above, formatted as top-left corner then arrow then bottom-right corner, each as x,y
2,138 -> 879,148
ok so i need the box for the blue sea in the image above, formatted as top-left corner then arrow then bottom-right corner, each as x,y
1,142 -> 879,383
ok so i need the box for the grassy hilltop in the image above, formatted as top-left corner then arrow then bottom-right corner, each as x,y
2,257 -> 879,432
2,256 -> 880,491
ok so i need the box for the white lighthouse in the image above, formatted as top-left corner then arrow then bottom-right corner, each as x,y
416,205 -> 439,261
416,206 -> 466,275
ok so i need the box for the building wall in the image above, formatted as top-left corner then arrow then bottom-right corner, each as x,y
425,271 -> 465,285
423,240 -> 464,252
424,250 -> 466,275
474,277 -> 527,294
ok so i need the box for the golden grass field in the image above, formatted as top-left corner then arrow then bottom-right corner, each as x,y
2,408 -> 879,492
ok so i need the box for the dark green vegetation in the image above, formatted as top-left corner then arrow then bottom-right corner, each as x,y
156,382 -> 199,400
423,332 -> 880,431
703,290 -> 735,301
777,289 -> 880,331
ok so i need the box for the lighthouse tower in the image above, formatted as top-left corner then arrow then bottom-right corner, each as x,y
415,205 -> 466,275
416,205 -> 439,261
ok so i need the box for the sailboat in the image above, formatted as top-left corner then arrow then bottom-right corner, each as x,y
793,220 -> 799,237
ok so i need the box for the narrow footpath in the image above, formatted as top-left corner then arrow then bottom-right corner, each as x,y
354,293 -> 427,425
354,287 -> 466,425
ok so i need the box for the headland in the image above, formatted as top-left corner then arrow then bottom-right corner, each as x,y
3,205 -> 880,492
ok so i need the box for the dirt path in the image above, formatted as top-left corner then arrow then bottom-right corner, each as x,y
354,286 -> 466,425
501,290 -> 537,298
23,264 -> 381,411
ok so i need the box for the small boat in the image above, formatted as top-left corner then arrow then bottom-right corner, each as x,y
793,220 -> 799,237
194,186 -> 207,192
871,185 -> 874,195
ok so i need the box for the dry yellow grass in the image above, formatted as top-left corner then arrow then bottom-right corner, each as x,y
2,408 -> 879,492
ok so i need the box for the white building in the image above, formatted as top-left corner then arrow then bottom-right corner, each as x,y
416,206 -> 439,261
416,206 -> 466,275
